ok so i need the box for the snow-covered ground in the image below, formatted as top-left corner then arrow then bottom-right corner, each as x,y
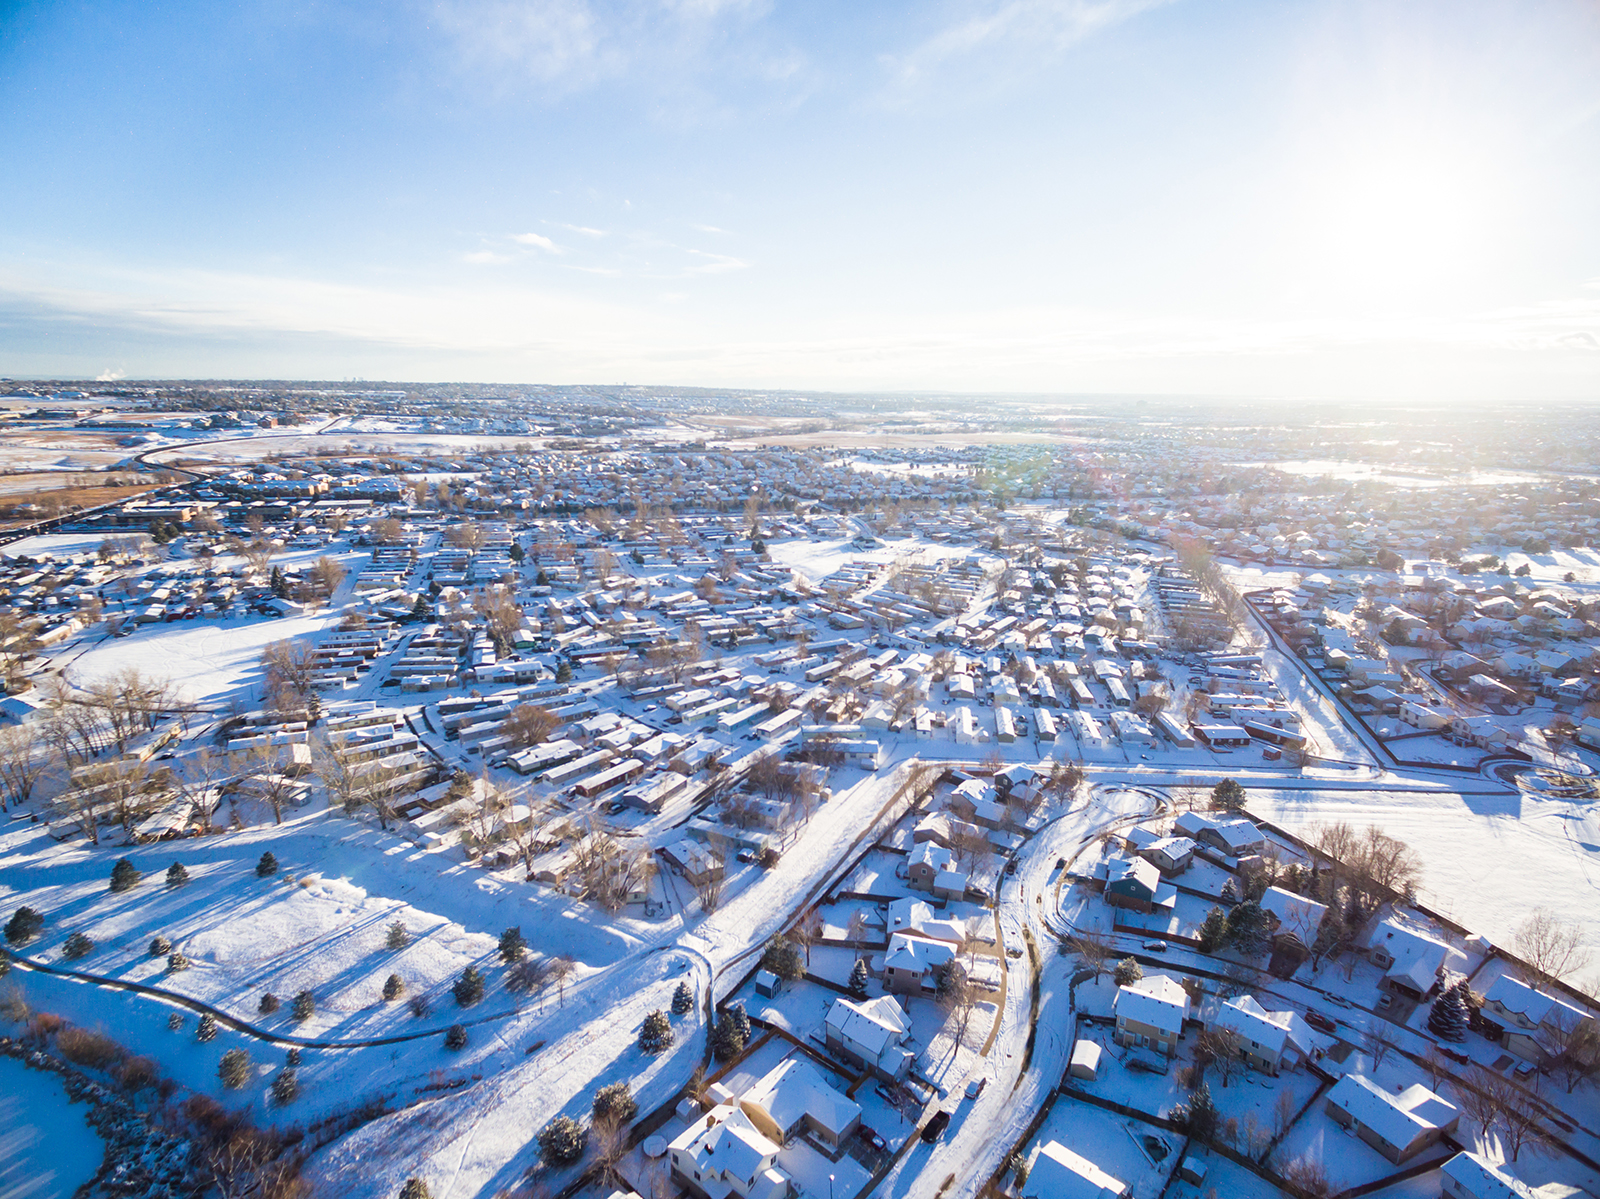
0,1054 -> 104,1199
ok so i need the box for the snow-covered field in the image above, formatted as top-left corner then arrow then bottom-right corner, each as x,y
0,1055 -> 103,1199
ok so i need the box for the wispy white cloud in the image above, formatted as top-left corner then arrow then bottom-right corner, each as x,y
511,232 -> 560,251
883,0 -> 1178,96
463,250 -> 514,264
555,223 -> 608,237
685,249 -> 747,274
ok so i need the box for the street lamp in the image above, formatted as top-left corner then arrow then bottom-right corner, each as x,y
829,1174 -> 835,1199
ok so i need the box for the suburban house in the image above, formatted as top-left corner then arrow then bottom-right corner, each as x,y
1208,994 -> 1301,1075
1323,1074 -> 1460,1163
740,1058 -> 862,1156
1102,854 -> 1174,914
1259,885 -> 1329,947
824,995 -> 915,1080
887,898 -> 967,945
1138,835 -> 1196,876
1173,812 -> 1265,857
1020,1141 -> 1129,1199
882,932 -> 957,995
1440,1150 -> 1592,1199
908,842 -> 956,891
1365,917 -> 1467,1001
1112,973 -> 1191,1055
669,1106 -> 789,1199
1481,974 -> 1597,1063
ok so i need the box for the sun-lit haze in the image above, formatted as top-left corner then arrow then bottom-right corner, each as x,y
2,0 -> 1598,396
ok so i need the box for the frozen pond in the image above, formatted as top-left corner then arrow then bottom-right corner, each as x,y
0,1056 -> 103,1199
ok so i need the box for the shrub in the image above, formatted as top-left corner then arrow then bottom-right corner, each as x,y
444,1023 -> 468,1051
256,852 -> 278,878
399,1180 -> 432,1199
149,935 -> 172,957
24,1012 -> 66,1042
109,858 -> 142,893
196,1015 -> 217,1042
452,966 -> 485,1008
671,979 -> 694,1015
408,995 -> 430,1019
291,991 -> 315,1022
383,974 -> 404,1001
218,1048 -> 251,1089
165,862 -> 189,887
57,1027 -> 126,1071
285,1047 -> 301,1066
639,1009 -> 673,1054
1112,957 -> 1143,987
272,1067 -> 299,1105
536,1115 -> 586,1165
167,1012 -> 185,1031
258,993 -> 280,1015
5,906 -> 43,946
506,957 -> 549,995
758,847 -> 781,869
592,1081 -> 637,1124
62,932 -> 95,960
167,952 -> 190,973
386,921 -> 409,950
116,1055 -> 159,1091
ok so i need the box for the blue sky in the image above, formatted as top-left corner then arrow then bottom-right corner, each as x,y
1,0 -> 1598,395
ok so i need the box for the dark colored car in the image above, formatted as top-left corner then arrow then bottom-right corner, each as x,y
857,1126 -> 887,1151
1304,1010 -> 1336,1033
920,1110 -> 952,1143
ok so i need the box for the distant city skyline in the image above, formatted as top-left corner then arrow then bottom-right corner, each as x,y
2,0 -> 1598,397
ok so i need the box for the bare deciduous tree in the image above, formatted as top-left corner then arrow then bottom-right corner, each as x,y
1515,908 -> 1594,987
0,725 -> 48,811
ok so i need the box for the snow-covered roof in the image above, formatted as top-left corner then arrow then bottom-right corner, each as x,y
1366,917 -> 1465,991
1022,1140 -> 1127,1199
743,1057 -> 861,1141
1113,973 -> 1190,1034
1325,1075 -> 1458,1151
1259,885 -> 1327,943
887,898 -> 966,943
826,995 -> 910,1058
1484,975 -> 1593,1032
1211,994 -> 1291,1058
885,932 -> 956,974
1440,1152 -> 1541,1199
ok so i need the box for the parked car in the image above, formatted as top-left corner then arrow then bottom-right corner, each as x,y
1142,940 -> 1168,952
920,1110 -> 952,1142
1305,1010 -> 1336,1034
736,849 -> 757,864
964,1077 -> 987,1100
856,1126 -> 887,1151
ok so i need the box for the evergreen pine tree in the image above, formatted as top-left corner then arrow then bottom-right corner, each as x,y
166,861 -> 189,887
410,595 -> 430,622
1210,778 -> 1245,810
285,1047 -> 301,1066
399,1179 -> 432,1199
713,1011 -> 747,1061
1427,982 -> 1470,1042
593,1081 -> 638,1124
383,973 -> 405,1001
640,1009 -> 673,1054
849,958 -> 871,998
555,659 -> 572,683
444,1024 -> 468,1050
63,931 -> 94,959
498,927 -> 527,963
149,935 -> 171,956
671,980 -> 694,1015
109,858 -> 141,893
256,852 -> 278,878
259,993 -> 280,1014
167,952 -> 190,972
729,1001 -> 750,1044
291,990 -> 316,1021
1113,957 -> 1143,986
196,1015 -> 217,1042
1178,1080 -> 1219,1141
453,965 -> 485,1007
218,1048 -> 251,1089
1197,906 -> 1229,953
4,906 -> 43,945
272,1067 -> 299,1105
386,920 -> 409,949
537,1116 -> 586,1165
